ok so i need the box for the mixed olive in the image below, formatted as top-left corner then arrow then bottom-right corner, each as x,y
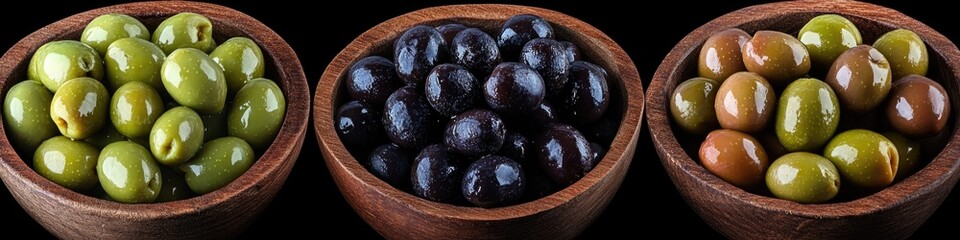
336,14 -> 617,208
3,13 -> 286,203
673,14 -> 950,203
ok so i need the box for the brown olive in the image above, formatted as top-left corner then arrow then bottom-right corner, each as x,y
714,72 -> 776,133
825,45 -> 892,112
698,28 -> 750,83
699,129 -> 769,189
886,75 -> 950,137
742,30 -> 811,85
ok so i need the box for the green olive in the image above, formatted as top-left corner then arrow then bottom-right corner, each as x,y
149,106 -> 204,166
766,152 -> 840,203
742,30 -> 811,85
882,131 -> 921,180
152,12 -> 215,54
84,123 -> 126,149
156,166 -> 195,202
97,141 -> 161,203
826,45 -> 892,112
714,72 -> 775,133
104,37 -> 166,92
161,48 -> 227,114
81,13 -> 150,56
210,37 -> 265,96
33,136 -> 99,191
29,40 -> 104,92
670,77 -> 719,134
824,129 -> 899,189
50,77 -> 109,139
874,29 -> 928,79
698,28 -> 749,82
180,136 -> 255,194
228,78 -> 286,150
3,80 -> 58,154
798,14 -> 862,70
201,110 -> 228,142
776,78 -> 840,152
110,81 -> 164,138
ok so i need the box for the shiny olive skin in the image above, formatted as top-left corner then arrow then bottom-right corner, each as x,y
462,155 -> 525,208
111,81 -> 164,138
150,106 -> 204,166
30,40 -> 104,92
886,75 -> 950,137
444,109 -> 506,156
483,62 -> 546,115
394,25 -> 446,86
81,13 -> 150,55
436,23 -> 467,45
874,29 -> 928,79
765,152 -> 840,203
826,45 -> 892,112
776,78 -> 840,152
156,166 -> 195,202
699,129 -> 769,189
98,141 -> 162,203
33,136 -> 99,191
210,37 -> 265,96
335,100 -> 385,151
347,56 -> 402,106
104,37 -> 166,92
227,78 -> 286,150
451,28 -> 501,78
536,124 -> 593,187
425,63 -> 479,117
161,48 -> 227,114
152,12 -> 215,54
383,86 -> 439,149
824,129 -> 899,189
497,131 -> 530,163
84,124 -> 126,149
882,131 -> 921,180
50,77 -> 109,139
200,110 -> 228,142
559,41 -> 580,62
742,30 -> 811,85
411,144 -> 467,203
714,72 -> 775,133
366,143 -> 411,190
556,61 -> 609,125
798,14 -> 862,70
180,136 -> 255,194
3,80 -> 57,153
698,28 -> 750,82
497,14 -> 554,60
670,77 -> 719,135
521,38 -> 568,96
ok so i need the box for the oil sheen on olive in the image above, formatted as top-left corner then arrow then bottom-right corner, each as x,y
394,25 -> 446,86
383,86 -> 438,149
798,14 -> 862,70
104,37 -> 166,93
50,77 -> 109,140
4,80 -> 58,153
670,77 -> 719,135
556,61 -> 609,125
699,129 -> 769,189
81,13 -> 150,55
227,78 -> 286,150
461,155 -> 525,208
825,45 -> 892,112
30,40 -> 105,92
450,28 -> 501,78
444,109 -> 506,156
210,37 -> 266,96
776,78 -> 840,152
874,29 -> 928,79
425,63 -> 479,117
882,131 -> 921,180
152,12 -> 215,54
180,136 -> 255,194
98,141 -> 162,203
521,38 -> 569,96
161,48 -> 227,114
823,129 -> 899,190
698,28 -> 750,82
436,23 -> 467,45
497,14 -> 554,60
483,62 -> 546,115
766,152 -> 840,203
335,100 -> 385,151
742,30 -> 811,85
714,71 -> 775,133
347,56 -> 402,106
536,124 -> 593,187
33,136 -> 100,191
366,143 -> 411,190
886,75 -> 950,137
411,144 -> 467,203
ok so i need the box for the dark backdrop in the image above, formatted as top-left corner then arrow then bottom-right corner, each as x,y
0,1 -> 955,238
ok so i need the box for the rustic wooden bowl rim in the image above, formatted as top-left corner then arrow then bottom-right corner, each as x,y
314,4 -> 643,221
648,0 -> 960,217
0,1 -> 309,219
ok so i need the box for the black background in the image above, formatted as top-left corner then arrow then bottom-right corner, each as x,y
1,1 -> 956,238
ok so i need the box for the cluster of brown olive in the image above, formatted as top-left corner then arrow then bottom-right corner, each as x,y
670,14 -> 949,203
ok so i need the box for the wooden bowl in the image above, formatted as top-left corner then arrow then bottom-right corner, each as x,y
314,4 -> 643,239
0,2 -> 309,239
647,0 -> 960,239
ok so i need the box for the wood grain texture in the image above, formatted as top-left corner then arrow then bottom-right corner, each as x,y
0,2 -> 309,239
313,4 -> 643,239
646,0 -> 960,239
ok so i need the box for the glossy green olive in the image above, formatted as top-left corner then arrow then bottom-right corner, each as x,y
161,48 -> 227,114
798,14 -> 862,70
776,78 -> 840,152
826,45 -> 892,112
742,30 -> 811,85
50,77 -> 109,139
152,12 -> 215,54
227,78 -> 286,150
210,37 -> 265,96
201,110 -> 228,142
156,166 -> 195,202
149,106 -> 204,166
84,123 -> 126,149
104,38 -> 166,92
882,131 -> 921,180
3,80 -> 58,153
110,81 -> 164,138
766,152 -> 840,203
698,28 -> 750,82
714,72 -> 775,133
29,40 -> 104,92
81,13 -> 150,55
33,136 -> 99,191
874,29 -> 928,79
824,129 -> 899,189
180,136 -> 254,194
98,141 -> 161,203
670,77 -> 719,134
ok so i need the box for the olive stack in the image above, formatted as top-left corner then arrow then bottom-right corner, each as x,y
671,14 -> 950,203
2,13 -> 287,203
335,14 -> 617,208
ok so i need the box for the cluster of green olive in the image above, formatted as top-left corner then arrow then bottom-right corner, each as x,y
671,14 -> 950,203
2,12 -> 286,203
